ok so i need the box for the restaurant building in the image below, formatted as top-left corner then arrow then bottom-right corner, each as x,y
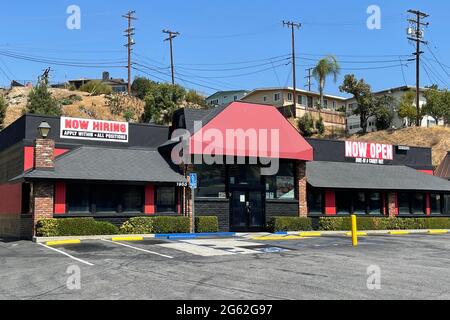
0,101 -> 449,239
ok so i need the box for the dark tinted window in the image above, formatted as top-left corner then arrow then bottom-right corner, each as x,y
336,191 -> 351,214
398,192 -> 410,214
307,188 -> 323,214
156,187 -> 176,213
411,193 -> 424,214
265,162 -> 295,200
352,192 -> 366,214
368,192 -> 382,215
195,164 -> 226,198
67,184 -> 90,213
430,194 -> 442,214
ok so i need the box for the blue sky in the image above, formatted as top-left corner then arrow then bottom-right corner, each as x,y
0,0 -> 449,97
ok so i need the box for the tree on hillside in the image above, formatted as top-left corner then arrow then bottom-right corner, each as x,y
26,74 -> 61,116
372,95 -> 394,130
339,74 -> 374,134
422,85 -> 450,125
79,80 -> 112,95
398,90 -> 418,126
142,83 -> 186,125
131,77 -> 156,100
185,89 -> 207,108
0,95 -> 7,130
312,55 -> 340,110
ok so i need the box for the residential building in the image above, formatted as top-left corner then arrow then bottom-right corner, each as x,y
205,90 -> 249,107
241,87 -> 347,129
346,85 -> 445,135
67,71 -> 127,93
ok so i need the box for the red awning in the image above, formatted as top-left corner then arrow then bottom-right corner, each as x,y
189,102 -> 313,161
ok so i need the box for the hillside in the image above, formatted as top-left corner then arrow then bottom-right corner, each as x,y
345,126 -> 450,167
2,86 -> 145,127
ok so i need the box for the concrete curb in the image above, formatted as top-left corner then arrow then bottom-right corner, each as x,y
286,229 -> 450,236
33,234 -> 156,243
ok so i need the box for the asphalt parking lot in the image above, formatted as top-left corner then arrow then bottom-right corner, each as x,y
1,233 -> 450,300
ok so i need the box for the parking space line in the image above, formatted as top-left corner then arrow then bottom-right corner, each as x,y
102,239 -> 173,259
38,243 -> 94,266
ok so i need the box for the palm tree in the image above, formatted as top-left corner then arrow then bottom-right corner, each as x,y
312,55 -> 341,111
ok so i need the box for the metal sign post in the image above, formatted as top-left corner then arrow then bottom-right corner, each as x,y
189,173 -> 197,234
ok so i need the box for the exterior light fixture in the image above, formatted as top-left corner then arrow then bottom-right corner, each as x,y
37,121 -> 51,139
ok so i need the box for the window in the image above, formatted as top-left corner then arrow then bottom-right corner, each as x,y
323,99 -> 328,108
398,192 -> 410,214
307,96 -> 313,108
352,192 -> 366,214
308,188 -> 323,214
195,164 -> 226,198
287,93 -> 293,101
156,187 -> 176,213
66,184 -> 144,214
332,101 -> 336,110
265,162 -> 295,199
234,95 -> 238,101
430,194 -> 442,214
67,184 -> 91,213
274,93 -> 281,101
336,191 -> 351,214
368,192 -> 382,214
411,193 -> 425,214
263,96 -> 268,102
398,192 -> 425,214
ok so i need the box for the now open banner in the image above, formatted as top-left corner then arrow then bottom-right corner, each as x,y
60,117 -> 129,143
345,141 -> 393,165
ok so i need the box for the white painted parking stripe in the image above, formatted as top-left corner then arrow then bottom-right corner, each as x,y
38,243 -> 94,266
158,242 -> 235,257
102,239 -> 173,259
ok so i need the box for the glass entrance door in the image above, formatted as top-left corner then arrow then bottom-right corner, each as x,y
230,188 -> 265,231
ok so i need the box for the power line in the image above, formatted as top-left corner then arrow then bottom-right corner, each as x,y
425,43 -> 450,79
174,57 -> 290,72
123,10 -> 137,95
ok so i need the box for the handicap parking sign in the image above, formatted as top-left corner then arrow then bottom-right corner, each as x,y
189,173 -> 197,189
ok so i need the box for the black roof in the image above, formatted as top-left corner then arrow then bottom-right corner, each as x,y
307,161 -> 450,192
16,146 -> 185,183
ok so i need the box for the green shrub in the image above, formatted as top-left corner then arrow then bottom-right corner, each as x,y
318,217 -> 450,231
119,217 -> 154,234
424,218 -> 450,229
267,217 -> 312,232
36,218 -> 118,237
151,216 -> 190,234
315,117 -> 325,135
297,113 -> 315,137
195,216 -> 219,233
79,80 -> 112,95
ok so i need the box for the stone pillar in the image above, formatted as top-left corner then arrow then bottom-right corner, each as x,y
296,161 -> 308,217
388,192 -> 398,218
34,138 -> 55,169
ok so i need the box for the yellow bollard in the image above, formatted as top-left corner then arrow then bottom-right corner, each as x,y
351,214 -> 358,247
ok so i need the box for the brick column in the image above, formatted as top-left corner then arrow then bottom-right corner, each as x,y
34,139 -> 55,169
31,138 -> 56,236
32,182 -> 54,235
388,192 -> 398,217
296,161 -> 308,217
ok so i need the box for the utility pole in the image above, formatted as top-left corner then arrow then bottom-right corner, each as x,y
407,9 -> 429,126
304,67 -> 314,92
283,21 -> 301,117
123,10 -> 137,95
162,29 -> 180,85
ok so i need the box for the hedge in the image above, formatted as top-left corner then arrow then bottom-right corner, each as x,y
267,217 -> 313,232
318,217 -> 450,231
119,216 -> 190,234
195,216 -> 219,233
119,217 -> 154,234
36,218 -> 119,237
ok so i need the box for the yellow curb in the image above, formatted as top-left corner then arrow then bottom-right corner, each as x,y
111,236 -> 143,242
388,231 -> 410,235
299,232 -> 322,237
428,230 -> 448,234
46,239 -> 81,246
345,232 -> 368,237
251,236 -> 288,241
